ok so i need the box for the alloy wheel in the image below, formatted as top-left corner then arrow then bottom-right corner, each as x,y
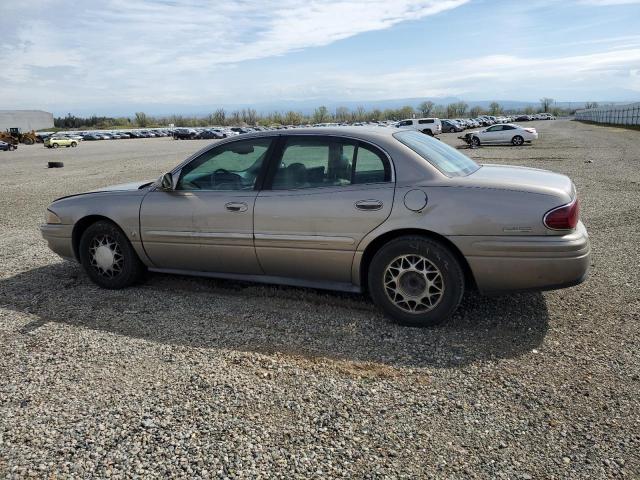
383,254 -> 444,314
89,234 -> 124,278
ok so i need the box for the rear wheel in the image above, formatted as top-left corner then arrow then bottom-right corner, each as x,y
512,135 -> 524,146
23,137 -> 34,145
79,221 -> 145,289
368,236 -> 464,327
423,129 -> 434,136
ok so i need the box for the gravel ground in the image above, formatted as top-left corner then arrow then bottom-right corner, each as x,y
0,120 -> 638,478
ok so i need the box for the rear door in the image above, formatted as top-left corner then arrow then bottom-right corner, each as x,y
253,135 -> 395,284
499,124 -> 517,142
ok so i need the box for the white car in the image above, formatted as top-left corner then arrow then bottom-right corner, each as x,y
396,118 -> 442,136
470,123 -> 538,146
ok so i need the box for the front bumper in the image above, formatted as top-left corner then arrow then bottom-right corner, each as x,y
40,224 -> 76,261
450,221 -> 591,294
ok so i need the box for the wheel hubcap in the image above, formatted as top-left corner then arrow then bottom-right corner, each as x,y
383,254 -> 444,314
89,235 -> 123,277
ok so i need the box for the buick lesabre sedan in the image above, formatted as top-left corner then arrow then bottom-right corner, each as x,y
41,128 -> 590,326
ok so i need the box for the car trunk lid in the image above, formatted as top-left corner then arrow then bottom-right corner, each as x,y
464,164 -> 574,202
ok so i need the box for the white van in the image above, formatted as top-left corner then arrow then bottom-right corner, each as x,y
396,118 -> 442,136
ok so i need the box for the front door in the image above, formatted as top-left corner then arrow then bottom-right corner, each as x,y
140,137 -> 274,274
254,135 -> 395,283
482,125 -> 504,143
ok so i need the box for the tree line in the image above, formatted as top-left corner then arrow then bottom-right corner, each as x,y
54,98 -> 575,129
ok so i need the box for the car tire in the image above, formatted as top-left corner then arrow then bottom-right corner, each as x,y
512,135 -> 524,146
471,137 -> 481,147
71,142 -> 77,147
79,221 -> 145,289
423,129 -> 434,136
52,143 -> 59,148
368,236 -> 464,327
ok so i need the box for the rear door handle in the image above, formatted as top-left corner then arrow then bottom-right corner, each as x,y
225,202 -> 248,212
355,200 -> 383,211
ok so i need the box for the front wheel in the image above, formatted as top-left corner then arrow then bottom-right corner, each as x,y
79,221 -> 145,289
512,135 -> 524,146
52,143 -> 59,148
471,136 -> 481,147
368,236 -> 465,327
71,141 -> 77,147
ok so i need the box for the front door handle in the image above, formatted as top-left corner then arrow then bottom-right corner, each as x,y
225,202 -> 248,212
355,199 -> 383,211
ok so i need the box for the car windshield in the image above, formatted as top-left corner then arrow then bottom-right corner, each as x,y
393,130 -> 480,177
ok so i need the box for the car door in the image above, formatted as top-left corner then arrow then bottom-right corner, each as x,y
140,137 -> 274,273
499,124 -> 517,142
481,125 -> 503,143
254,135 -> 395,284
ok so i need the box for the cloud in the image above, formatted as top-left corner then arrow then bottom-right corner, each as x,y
0,0 -> 470,109
577,0 -> 640,4
1,0 -> 639,112
265,46 -> 640,101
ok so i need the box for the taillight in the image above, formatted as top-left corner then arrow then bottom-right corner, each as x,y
544,199 -> 579,230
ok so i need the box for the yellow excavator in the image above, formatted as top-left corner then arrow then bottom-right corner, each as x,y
0,128 -> 41,146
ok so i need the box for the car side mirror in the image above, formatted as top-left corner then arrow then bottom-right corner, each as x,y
159,172 -> 174,191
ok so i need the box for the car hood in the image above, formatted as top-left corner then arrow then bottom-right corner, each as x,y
87,180 -> 154,193
53,180 -> 154,202
462,164 -> 574,201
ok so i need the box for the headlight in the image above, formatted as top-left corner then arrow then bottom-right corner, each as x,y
45,209 -> 62,224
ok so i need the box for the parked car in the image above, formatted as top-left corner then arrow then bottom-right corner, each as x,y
441,120 -> 463,133
41,127 -> 589,327
83,134 -> 101,141
173,128 -> 197,140
0,140 -> 17,151
195,129 -> 225,140
396,118 -> 442,136
469,124 -> 538,146
44,136 -> 78,148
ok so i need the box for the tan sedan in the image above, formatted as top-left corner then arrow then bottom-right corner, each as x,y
41,127 -> 590,326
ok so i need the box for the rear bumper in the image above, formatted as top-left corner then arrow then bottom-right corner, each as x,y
40,224 -> 76,261
449,222 -> 590,294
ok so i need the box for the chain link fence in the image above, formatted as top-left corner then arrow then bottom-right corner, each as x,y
575,102 -> 640,126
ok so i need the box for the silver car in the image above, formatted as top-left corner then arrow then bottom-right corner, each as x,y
41,128 -> 590,327
470,123 -> 539,146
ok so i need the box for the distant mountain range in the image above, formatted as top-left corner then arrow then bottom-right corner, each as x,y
60,97 -> 636,117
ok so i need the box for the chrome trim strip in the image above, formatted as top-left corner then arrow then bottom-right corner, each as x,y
146,231 -> 253,240
254,233 -> 355,245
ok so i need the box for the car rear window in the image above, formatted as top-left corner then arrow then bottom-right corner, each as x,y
393,130 -> 480,177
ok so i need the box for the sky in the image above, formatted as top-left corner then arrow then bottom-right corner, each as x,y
1,0 -> 640,115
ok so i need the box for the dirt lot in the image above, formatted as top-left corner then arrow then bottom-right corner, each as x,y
1,121 -> 638,478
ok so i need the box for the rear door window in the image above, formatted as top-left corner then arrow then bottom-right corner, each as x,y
270,137 -> 391,189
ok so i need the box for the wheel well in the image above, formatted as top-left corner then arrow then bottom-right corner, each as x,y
71,215 -> 116,261
359,229 -> 476,293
